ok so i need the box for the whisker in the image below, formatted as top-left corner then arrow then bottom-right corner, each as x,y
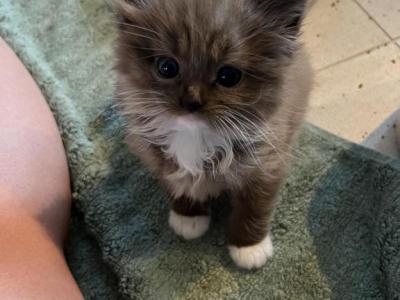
119,30 -> 166,46
114,21 -> 162,38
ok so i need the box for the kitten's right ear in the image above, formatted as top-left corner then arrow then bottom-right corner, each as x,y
252,0 -> 308,38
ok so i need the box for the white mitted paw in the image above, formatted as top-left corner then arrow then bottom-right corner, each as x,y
168,210 -> 210,240
228,234 -> 274,270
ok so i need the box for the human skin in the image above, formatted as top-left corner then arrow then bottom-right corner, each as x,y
0,38 -> 83,299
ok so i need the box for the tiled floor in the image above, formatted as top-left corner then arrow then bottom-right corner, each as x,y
303,0 -> 400,145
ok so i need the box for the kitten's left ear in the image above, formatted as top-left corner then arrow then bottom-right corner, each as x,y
108,0 -> 144,24
254,0 -> 308,38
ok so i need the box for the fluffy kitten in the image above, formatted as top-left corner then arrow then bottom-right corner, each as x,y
113,0 -> 312,269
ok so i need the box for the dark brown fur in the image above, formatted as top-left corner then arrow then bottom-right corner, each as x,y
113,0 -> 312,268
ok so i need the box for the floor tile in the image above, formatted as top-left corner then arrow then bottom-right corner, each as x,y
363,110 -> 399,158
302,0 -> 389,70
306,42 -> 400,143
357,0 -> 400,38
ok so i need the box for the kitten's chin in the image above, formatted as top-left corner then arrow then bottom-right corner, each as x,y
175,114 -> 207,129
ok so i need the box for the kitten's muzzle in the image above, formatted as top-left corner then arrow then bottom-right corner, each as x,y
179,98 -> 205,113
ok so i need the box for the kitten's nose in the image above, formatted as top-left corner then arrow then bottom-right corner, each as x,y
179,99 -> 204,113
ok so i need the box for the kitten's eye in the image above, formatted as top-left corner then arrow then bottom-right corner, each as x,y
216,66 -> 242,88
155,57 -> 179,79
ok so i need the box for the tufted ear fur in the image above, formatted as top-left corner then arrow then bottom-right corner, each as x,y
109,0 -> 146,24
252,0 -> 308,39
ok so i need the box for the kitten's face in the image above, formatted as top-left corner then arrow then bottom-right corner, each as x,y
115,0 -> 305,150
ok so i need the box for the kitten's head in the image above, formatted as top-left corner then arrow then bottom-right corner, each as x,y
114,0 -> 306,170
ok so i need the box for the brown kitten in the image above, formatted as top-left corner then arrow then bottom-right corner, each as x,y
113,0 -> 312,269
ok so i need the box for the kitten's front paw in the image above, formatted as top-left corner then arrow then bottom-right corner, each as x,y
228,234 -> 274,270
169,210 -> 210,240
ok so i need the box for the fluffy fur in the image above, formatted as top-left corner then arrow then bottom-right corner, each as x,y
229,234 -> 274,270
169,210 -> 210,240
113,0 -> 312,269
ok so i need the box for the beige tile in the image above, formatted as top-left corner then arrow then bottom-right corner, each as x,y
306,42 -> 400,143
363,110 -> 399,158
357,0 -> 400,38
302,0 -> 389,70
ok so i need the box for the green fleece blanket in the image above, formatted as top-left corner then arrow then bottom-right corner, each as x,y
1,1 -> 400,299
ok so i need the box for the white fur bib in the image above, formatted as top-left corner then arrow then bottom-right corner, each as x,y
162,115 -> 232,178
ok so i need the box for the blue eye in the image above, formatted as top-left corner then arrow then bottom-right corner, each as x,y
216,66 -> 242,88
156,57 -> 179,79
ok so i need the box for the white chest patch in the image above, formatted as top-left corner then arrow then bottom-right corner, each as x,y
162,116 -> 232,178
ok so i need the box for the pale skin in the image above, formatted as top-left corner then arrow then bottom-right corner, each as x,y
0,38 -> 83,299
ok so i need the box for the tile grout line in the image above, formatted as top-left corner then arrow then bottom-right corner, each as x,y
392,36 -> 400,50
314,0 -> 399,72
316,40 -> 396,73
353,0 -> 395,41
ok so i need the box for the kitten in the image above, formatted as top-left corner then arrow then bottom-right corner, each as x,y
113,0 -> 312,269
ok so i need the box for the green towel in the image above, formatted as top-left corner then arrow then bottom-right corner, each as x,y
1,1 -> 399,299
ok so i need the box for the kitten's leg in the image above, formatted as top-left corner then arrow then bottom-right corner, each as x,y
169,196 -> 210,240
227,177 -> 280,269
